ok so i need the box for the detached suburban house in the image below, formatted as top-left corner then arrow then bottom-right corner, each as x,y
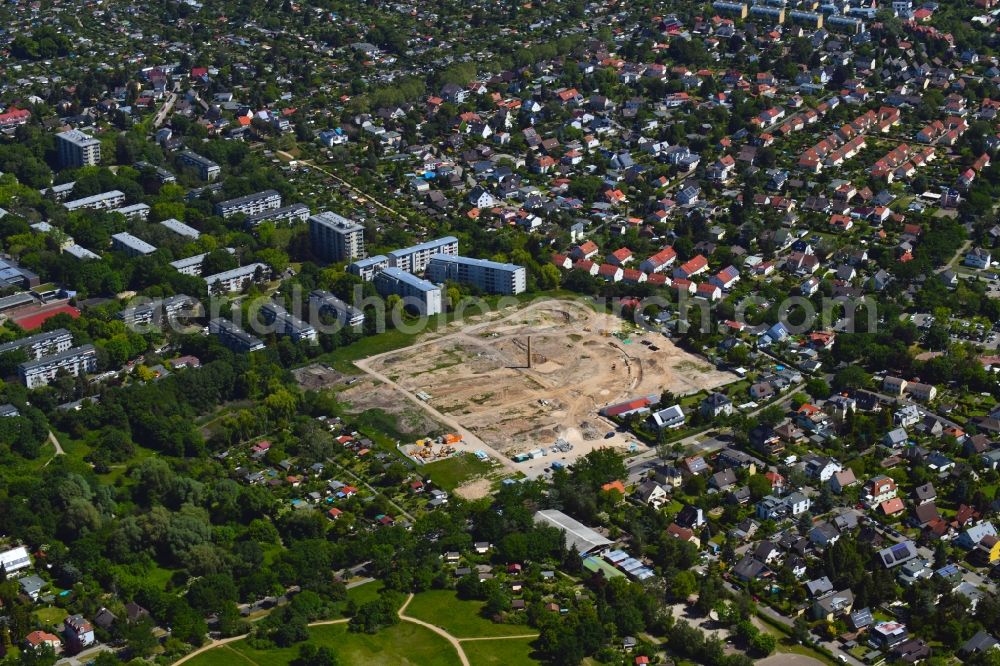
650,405 -> 685,429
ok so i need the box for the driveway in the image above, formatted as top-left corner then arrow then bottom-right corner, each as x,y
56,644 -> 113,666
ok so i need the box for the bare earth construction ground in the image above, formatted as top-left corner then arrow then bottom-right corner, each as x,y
349,299 -> 737,477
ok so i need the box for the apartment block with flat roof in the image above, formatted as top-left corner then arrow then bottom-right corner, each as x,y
204,263 -> 269,294
215,190 -> 282,218
111,203 -> 151,220
387,236 -> 459,274
244,203 -> 310,228
309,290 -> 365,327
56,130 -> 101,167
111,232 -> 157,257
373,267 -> 442,316
309,211 -> 365,262
177,150 -> 221,180
208,318 -> 265,352
117,294 -> 198,328
18,345 -> 97,388
259,302 -> 317,343
64,244 -> 101,260
169,248 -> 235,277
348,255 -> 388,281
64,190 -> 126,212
135,161 -> 176,184
426,254 -> 526,295
160,218 -> 201,239
0,328 -> 73,360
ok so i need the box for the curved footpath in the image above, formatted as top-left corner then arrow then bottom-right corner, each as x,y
397,593 -> 470,666
172,592 -> 539,666
172,619 -> 349,665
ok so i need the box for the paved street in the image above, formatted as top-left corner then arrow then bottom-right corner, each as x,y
56,644 -> 113,666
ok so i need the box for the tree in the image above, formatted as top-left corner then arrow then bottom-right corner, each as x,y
483,578 -> 511,616
382,462 -> 408,485
792,614 -> 810,643
758,405 -> 785,427
124,618 -> 158,658
571,448 -> 626,489
671,570 -> 698,600
187,573 -> 238,615
19,644 -> 58,666
292,645 -> 341,666
806,378 -> 832,400
832,366 -> 870,392
748,474 -> 772,501
797,511 -> 814,535
750,631 -> 777,656
273,614 -> 310,646
538,263 -> 561,290
815,484 -> 835,513
695,572 -> 723,616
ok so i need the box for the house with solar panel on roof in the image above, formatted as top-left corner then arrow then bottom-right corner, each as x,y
879,541 -> 919,568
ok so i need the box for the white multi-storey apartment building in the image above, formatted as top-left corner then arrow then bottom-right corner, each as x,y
208,318 -> 265,352
0,329 -> 73,360
204,263 -> 269,294
56,130 -> 101,167
111,232 -> 157,257
117,294 -> 198,328
308,211 -> 365,262
259,302 -> 317,343
373,267 -> 442,316
64,190 -> 126,212
387,236 -> 459,274
244,203 -> 311,228
160,218 -> 201,239
215,190 -> 282,218
348,255 -> 388,281
177,150 -> 221,180
426,254 -> 526,295
18,345 -> 97,388
309,290 -> 365,328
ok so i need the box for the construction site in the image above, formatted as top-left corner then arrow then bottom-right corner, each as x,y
351,299 -> 737,477
400,433 -> 468,463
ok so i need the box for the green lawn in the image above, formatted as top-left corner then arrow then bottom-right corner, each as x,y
186,622 -> 461,666
33,606 -> 67,626
462,637 -> 540,665
320,327 -> 433,374
422,453 -> 496,491
146,564 -> 184,590
351,407 -> 418,444
184,644 -> 256,666
330,580 -> 391,617
404,589 -> 531,638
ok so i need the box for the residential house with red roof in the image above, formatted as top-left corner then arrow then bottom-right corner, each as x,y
598,263 -> 623,282
570,241 -> 599,261
640,247 -> 677,273
672,254 -> 709,280
696,283 -> 721,301
709,265 -> 740,290
864,475 -> 898,507
24,631 -> 61,653
622,268 -> 646,283
607,247 -> 633,266
0,107 -> 30,128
